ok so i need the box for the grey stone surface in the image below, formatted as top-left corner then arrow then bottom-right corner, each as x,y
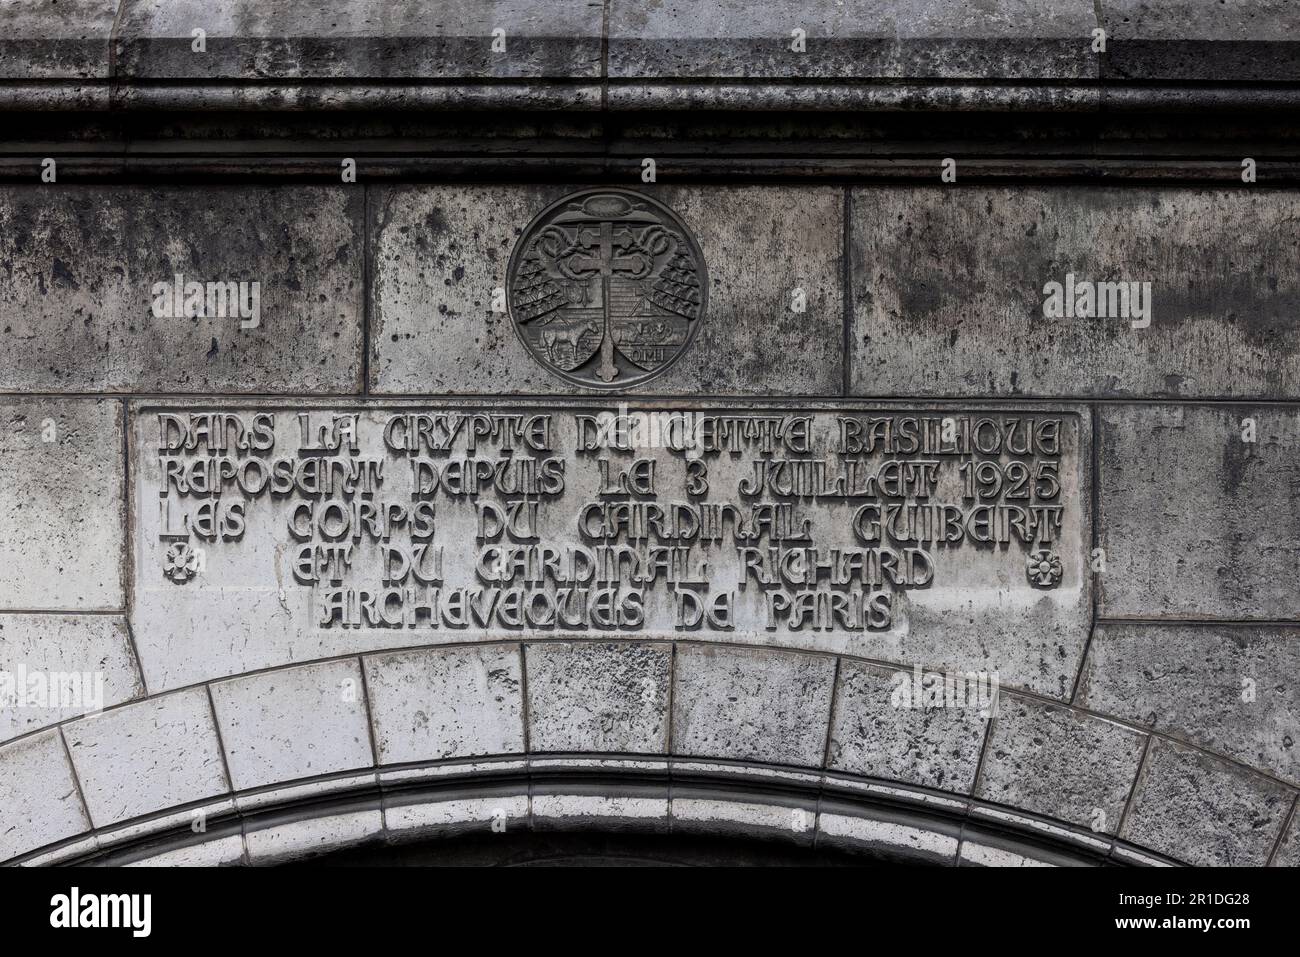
971,804 -> 1113,856
670,792 -> 816,845
115,0 -> 603,80
1100,0 -> 1300,82
5,0 -> 1299,112
609,0 -> 1097,81
525,642 -> 671,754
976,696 -> 1146,833
0,40 -> 1294,868
1078,624 -> 1300,785
0,614 -> 143,741
832,406 -> 1091,700
532,790 -> 670,832
123,833 -> 246,867
130,402 -> 1089,700
244,808 -> 383,865
0,188 -> 362,393
672,645 -> 835,766
0,398 -> 123,610
1271,805 -> 1300,867
1098,405 -> 1300,619
232,773 -> 372,814
958,836 -> 1058,867
605,81 -> 1099,112
818,808 -> 959,864
384,791 -> 530,840
0,0 -> 117,80
368,185 -> 561,395
850,188 -> 1300,399
1109,844 -> 1176,867
1123,737 -> 1294,867
0,729 -> 90,861
827,659 -> 987,792
63,688 -> 228,826
209,659 -> 374,790
363,645 -> 524,765
369,185 -> 843,395
108,82 -> 599,112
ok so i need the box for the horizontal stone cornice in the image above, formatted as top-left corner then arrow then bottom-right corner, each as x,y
5,0 -> 1300,112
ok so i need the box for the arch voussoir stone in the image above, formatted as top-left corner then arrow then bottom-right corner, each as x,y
7,638 -> 1274,868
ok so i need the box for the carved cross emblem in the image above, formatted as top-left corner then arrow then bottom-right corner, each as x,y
507,189 -> 706,389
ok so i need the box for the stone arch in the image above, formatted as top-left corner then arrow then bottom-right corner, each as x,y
72,759 -> 1145,868
0,639 -> 1206,867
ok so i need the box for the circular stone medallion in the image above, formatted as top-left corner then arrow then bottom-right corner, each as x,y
506,189 -> 707,389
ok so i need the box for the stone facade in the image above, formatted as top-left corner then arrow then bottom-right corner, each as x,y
0,0 -> 1297,868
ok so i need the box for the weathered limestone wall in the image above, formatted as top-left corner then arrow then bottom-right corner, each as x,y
10,0 -> 1300,110
1,0 -> 1299,869
0,179 -> 1296,867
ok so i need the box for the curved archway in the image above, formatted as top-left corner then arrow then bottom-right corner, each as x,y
42,756 -> 1174,868
3,637 -> 1226,868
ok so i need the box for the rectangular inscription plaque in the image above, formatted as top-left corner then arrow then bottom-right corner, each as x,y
130,401 -> 1091,695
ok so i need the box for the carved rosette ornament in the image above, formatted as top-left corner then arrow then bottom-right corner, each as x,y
507,189 -> 707,389
164,542 -> 199,584
1026,549 -> 1063,588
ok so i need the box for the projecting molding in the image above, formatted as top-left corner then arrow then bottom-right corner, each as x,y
3,0 -> 1300,111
